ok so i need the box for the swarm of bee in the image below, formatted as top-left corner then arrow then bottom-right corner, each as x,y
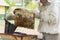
14,8 -> 35,29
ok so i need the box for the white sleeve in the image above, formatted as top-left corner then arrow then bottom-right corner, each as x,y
33,8 -> 40,19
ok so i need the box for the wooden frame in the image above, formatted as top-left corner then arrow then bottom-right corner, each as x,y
14,8 -> 35,29
0,33 -> 37,40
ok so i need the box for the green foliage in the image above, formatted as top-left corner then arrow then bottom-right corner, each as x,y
5,0 -> 9,4
25,2 -> 38,10
5,0 -> 16,6
24,0 -> 32,2
5,0 -> 38,10
10,2 -> 16,6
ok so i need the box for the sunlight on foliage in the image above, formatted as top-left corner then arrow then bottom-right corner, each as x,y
24,0 -> 32,2
5,0 -> 38,10
5,0 -> 16,6
25,2 -> 38,10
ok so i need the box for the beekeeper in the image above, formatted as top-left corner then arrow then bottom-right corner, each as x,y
38,0 -> 60,40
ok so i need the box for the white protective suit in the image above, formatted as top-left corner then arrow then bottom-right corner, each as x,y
38,0 -> 60,34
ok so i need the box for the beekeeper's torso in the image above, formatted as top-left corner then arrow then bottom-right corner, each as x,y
38,2 -> 59,34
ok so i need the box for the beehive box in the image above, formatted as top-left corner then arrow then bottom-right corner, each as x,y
0,34 -> 21,40
0,34 -> 37,40
14,8 -> 35,29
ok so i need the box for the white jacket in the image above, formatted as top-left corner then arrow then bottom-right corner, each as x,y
38,2 -> 60,34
